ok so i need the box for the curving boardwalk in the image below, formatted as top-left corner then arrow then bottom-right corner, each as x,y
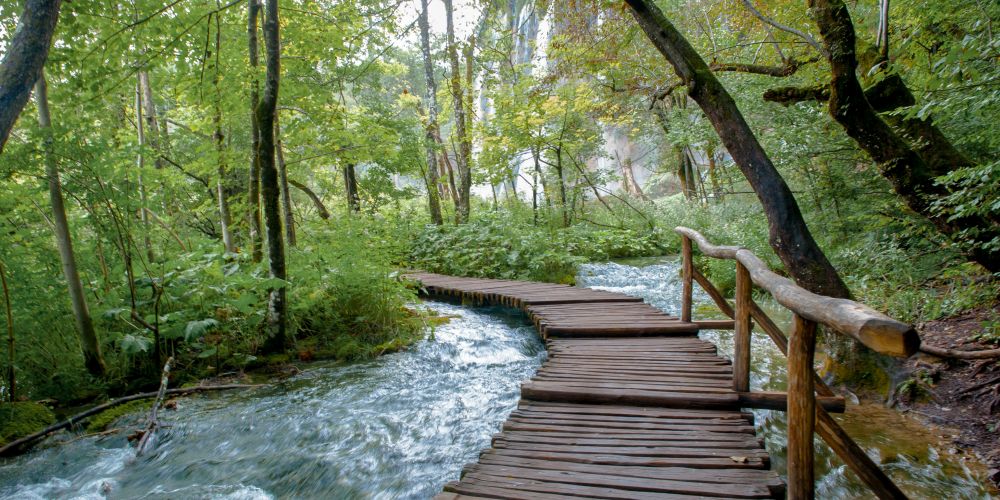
407,272 -> 784,499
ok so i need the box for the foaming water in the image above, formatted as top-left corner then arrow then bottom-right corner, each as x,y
0,303 -> 545,499
578,258 -> 994,499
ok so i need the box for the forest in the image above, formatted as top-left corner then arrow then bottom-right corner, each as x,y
0,0 -> 998,497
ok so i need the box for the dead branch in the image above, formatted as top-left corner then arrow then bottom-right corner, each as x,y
135,357 -> 172,455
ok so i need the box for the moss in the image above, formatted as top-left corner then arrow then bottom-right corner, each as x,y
84,399 -> 149,433
0,402 -> 56,445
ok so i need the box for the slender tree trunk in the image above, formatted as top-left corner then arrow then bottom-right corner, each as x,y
247,0 -> 263,263
138,71 -> 163,169
35,74 -> 106,377
625,0 -> 851,298
343,164 -> 360,213
809,0 -> 1000,272
289,179 -> 330,219
418,0 -> 444,225
134,78 -> 155,263
213,15 -> 236,254
876,0 -> 890,65
444,0 -> 472,223
257,0 -> 286,353
531,145 -> 541,225
0,0 -> 61,153
554,147 -> 569,227
1,261 -> 14,401
275,117 -> 295,247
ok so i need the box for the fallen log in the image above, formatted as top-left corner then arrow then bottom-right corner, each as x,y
0,383 -> 262,457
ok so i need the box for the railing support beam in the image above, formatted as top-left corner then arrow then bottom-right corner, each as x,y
787,314 -> 817,499
733,261 -> 752,392
681,235 -> 692,323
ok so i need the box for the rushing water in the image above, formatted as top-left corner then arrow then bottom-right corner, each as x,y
578,258 -> 995,500
0,304 -> 545,499
0,259 -> 994,499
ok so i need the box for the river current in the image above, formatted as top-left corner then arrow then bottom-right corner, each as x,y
0,259 -> 992,499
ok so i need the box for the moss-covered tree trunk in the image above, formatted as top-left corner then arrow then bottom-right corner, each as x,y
257,0 -> 287,353
809,0 -> 1000,273
625,0 -> 851,299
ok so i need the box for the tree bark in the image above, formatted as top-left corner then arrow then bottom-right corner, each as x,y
809,0 -> 1000,272
444,0 -> 472,223
257,0 -> 287,353
417,0 -> 444,225
0,0 -> 61,153
275,117 -> 295,247
35,74 -> 106,377
625,0 -> 851,298
343,164 -> 360,213
247,0 -> 263,263
213,15 -> 236,254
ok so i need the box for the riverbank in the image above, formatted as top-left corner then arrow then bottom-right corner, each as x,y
896,303 -> 1000,488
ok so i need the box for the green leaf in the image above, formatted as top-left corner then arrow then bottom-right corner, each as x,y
184,319 -> 219,341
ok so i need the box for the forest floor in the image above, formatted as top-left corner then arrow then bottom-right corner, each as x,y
899,303 -> 1000,488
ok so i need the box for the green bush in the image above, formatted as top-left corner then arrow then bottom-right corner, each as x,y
409,212 -> 664,283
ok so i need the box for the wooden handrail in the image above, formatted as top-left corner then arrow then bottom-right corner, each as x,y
677,227 -> 910,499
676,226 -> 919,358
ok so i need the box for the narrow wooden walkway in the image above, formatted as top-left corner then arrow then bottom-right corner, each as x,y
407,272 -> 784,499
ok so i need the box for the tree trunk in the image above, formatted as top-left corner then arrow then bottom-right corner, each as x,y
625,0 -> 851,298
444,0 -> 472,223
213,15 -> 236,255
247,0 -> 263,263
343,164 -> 360,213
0,0 -> 61,153
134,77 -> 155,263
1,261 -> 14,401
809,0 -> 1000,272
257,0 -> 287,353
555,147 -> 569,227
288,179 -> 330,219
35,74 -> 106,377
275,117 -> 295,247
138,71 -> 163,169
418,0 -> 444,225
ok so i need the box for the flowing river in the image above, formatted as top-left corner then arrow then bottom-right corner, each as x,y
0,259 -> 993,499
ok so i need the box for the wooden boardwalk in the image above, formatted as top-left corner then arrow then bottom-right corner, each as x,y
407,272 -> 784,499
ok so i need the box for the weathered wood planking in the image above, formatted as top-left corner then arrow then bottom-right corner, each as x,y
407,272 -> 783,499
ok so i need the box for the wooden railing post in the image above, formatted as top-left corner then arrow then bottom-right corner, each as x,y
733,261 -> 751,392
681,235 -> 692,323
787,314 -> 817,499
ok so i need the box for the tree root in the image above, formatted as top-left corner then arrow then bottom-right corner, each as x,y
920,343 -> 1000,359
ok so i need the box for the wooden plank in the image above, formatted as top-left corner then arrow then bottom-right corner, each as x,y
486,448 -> 768,469
453,473 -> 706,500
520,382 -> 740,409
463,463 -> 776,498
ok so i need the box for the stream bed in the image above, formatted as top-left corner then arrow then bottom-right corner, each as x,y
0,258 -> 994,499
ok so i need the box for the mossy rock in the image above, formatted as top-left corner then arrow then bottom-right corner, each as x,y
0,402 -> 56,446
85,399 -> 149,433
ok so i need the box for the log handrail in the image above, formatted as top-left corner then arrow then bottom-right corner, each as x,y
676,226 -> 911,500
676,226 -> 919,357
